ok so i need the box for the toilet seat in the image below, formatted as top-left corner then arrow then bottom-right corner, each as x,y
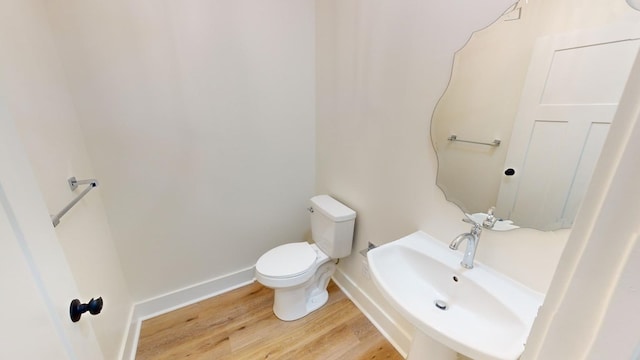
256,242 -> 317,279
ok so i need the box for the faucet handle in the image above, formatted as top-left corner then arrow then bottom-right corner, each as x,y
471,222 -> 483,234
463,212 -> 483,226
462,217 -> 476,225
482,206 -> 497,229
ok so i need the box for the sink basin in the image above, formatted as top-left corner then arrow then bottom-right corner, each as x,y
368,231 -> 543,360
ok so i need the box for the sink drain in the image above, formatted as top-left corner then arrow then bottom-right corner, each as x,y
434,299 -> 448,311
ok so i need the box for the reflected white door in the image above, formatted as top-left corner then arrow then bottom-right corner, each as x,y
0,100 -> 102,358
496,24 -> 640,230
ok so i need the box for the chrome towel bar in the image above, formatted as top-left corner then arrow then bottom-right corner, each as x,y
447,134 -> 501,147
51,177 -> 99,227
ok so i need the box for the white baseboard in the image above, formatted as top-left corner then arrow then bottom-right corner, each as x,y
118,306 -> 137,360
120,266 -> 256,360
331,267 -> 412,358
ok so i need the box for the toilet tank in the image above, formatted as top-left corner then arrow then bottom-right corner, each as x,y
309,195 -> 356,258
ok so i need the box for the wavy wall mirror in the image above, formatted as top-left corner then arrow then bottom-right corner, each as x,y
431,0 -> 640,230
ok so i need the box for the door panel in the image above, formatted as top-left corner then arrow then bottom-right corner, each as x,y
0,188 -> 70,359
541,40 -> 638,104
497,26 -> 640,230
0,98 -> 102,359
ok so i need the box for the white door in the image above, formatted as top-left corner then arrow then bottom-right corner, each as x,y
496,24 -> 640,230
0,99 -> 102,358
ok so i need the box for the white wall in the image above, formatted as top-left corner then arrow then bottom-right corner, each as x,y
316,0 -> 564,290
315,0 -> 567,354
0,1 -> 132,358
2,0 -> 314,355
317,0 -> 640,356
43,0 -> 316,301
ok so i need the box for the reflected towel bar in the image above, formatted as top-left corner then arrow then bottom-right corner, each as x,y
51,177 -> 99,227
447,134 -> 501,147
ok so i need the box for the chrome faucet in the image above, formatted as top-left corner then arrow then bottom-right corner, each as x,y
482,206 -> 497,229
449,223 -> 482,269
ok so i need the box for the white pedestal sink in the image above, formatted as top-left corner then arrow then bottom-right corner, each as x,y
368,231 -> 543,360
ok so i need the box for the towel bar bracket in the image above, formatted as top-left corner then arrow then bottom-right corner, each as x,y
68,176 -> 99,191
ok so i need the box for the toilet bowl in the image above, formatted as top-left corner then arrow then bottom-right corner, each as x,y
256,242 -> 334,321
255,195 -> 356,321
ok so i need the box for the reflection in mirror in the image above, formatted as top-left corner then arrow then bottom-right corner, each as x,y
431,0 -> 640,231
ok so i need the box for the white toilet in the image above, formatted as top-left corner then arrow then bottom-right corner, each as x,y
255,195 -> 356,321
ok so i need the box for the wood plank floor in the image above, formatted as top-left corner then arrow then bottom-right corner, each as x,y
135,281 -> 404,359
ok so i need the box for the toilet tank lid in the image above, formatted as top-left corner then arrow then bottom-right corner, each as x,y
310,195 -> 356,222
